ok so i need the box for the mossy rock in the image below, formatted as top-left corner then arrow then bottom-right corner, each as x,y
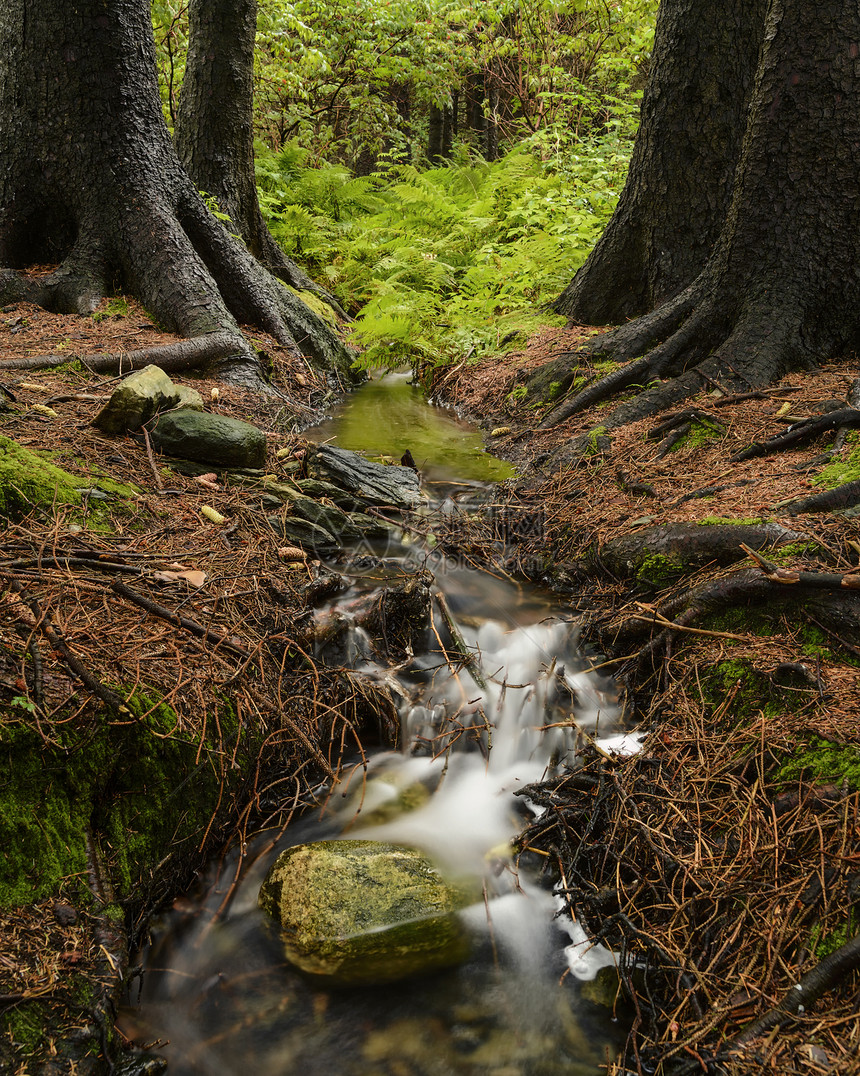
0,434 -> 137,522
259,840 -> 471,985
93,364 -> 193,434
0,692 -> 239,908
149,410 -> 267,468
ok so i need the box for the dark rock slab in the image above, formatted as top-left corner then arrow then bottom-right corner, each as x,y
307,445 -> 422,509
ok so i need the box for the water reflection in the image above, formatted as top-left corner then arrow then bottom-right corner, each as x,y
306,371 -> 515,485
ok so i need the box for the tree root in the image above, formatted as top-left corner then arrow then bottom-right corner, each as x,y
0,330 -> 248,375
731,408 -> 860,463
731,931 -> 860,1048
784,480 -> 860,516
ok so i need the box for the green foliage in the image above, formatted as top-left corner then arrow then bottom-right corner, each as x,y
154,0 -> 657,164
257,131 -> 630,366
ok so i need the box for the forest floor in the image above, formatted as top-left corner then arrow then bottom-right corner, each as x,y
1,302 -> 859,1075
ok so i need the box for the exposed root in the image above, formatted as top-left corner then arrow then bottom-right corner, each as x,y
0,330 -> 249,375
537,289 -> 816,447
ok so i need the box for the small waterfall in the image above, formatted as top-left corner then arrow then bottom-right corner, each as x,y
316,566 -> 636,982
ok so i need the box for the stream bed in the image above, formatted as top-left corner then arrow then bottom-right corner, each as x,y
118,375 -> 631,1075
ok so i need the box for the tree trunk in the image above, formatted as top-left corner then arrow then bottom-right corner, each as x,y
538,0 -> 860,442
0,0 -> 352,382
174,0 -> 347,317
554,0 -> 769,325
465,73 -> 485,134
428,104 -> 445,164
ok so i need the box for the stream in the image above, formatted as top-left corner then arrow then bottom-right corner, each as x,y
118,374 -> 634,1075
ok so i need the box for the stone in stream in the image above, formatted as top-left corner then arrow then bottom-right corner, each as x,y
148,410 -> 267,468
258,840 -> 471,985
93,364 -> 203,434
306,444 -> 422,509
268,513 -> 338,554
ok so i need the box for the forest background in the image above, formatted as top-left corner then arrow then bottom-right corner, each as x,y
151,0 -> 657,368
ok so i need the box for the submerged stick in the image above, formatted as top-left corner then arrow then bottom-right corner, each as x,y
433,590 -> 488,690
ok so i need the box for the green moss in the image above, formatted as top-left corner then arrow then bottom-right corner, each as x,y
698,516 -> 764,526
585,424 -> 609,457
91,297 -> 129,323
812,434 -> 860,488
809,918 -> 857,959
2,1002 -> 45,1051
697,658 -> 786,723
0,435 -> 138,526
775,737 -> 860,792
670,416 -> 724,452
635,551 -> 685,588
0,435 -> 87,518
0,690 -> 239,908
285,285 -> 339,327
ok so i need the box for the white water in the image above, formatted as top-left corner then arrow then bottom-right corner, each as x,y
319,574 -> 634,983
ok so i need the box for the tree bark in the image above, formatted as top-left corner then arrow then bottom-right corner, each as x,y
539,0 -> 860,441
0,0 -> 352,383
554,0 -> 769,325
174,0 -> 347,317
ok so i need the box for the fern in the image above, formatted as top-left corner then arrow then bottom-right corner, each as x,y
255,129 -> 633,370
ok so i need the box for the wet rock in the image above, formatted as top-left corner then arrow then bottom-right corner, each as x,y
149,410 -> 267,468
259,839 -> 471,985
307,445 -> 422,509
268,513 -> 337,554
294,477 -> 365,511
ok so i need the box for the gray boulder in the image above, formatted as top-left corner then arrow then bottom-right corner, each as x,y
149,410 -> 267,468
93,365 -> 205,434
258,839 -> 471,985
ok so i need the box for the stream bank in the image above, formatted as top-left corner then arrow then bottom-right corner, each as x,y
429,328 -> 860,1076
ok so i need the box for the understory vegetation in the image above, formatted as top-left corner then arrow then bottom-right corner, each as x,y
152,0 -> 657,368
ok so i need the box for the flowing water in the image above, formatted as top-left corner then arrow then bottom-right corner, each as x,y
119,375 -> 635,1075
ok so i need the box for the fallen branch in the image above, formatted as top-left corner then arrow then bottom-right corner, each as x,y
731,408 -> 860,462
111,579 -> 251,659
4,578 -> 130,712
732,932 -> 860,1047
740,543 -> 860,589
